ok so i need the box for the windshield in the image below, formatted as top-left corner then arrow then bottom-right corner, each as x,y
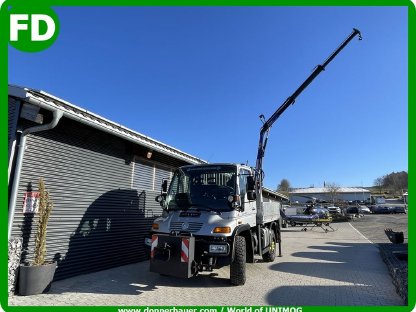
166,165 -> 237,211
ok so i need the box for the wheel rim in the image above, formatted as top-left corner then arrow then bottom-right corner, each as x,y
270,239 -> 276,253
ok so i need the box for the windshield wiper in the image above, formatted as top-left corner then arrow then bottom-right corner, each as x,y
190,204 -> 221,214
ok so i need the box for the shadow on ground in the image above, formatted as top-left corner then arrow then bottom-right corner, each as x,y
266,285 -> 402,306
47,262 -> 230,296
271,242 -> 386,285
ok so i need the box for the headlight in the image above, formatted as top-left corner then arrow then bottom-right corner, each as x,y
209,244 -> 228,254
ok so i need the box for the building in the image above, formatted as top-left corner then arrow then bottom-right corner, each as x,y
8,85 -> 206,280
290,187 -> 371,204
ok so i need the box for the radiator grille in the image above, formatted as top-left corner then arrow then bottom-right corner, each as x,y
170,222 -> 203,233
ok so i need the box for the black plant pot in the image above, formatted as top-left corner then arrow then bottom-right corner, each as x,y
18,262 -> 56,296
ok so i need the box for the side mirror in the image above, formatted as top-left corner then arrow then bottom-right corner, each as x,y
246,175 -> 255,191
161,179 -> 168,194
155,179 -> 169,207
155,195 -> 164,203
155,195 -> 167,209
246,175 -> 256,201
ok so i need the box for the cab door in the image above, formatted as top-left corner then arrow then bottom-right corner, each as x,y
238,168 -> 256,226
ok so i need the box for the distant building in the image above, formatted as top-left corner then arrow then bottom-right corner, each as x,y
290,187 -> 371,204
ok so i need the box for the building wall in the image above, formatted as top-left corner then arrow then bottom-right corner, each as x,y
291,192 -> 371,204
10,116 -> 181,280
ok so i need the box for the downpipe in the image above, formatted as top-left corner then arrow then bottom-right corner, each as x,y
8,109 -> 64,239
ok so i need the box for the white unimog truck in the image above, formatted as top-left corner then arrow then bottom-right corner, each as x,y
146,28 -> 361,285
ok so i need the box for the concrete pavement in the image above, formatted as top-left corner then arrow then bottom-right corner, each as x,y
8,222 -> 404,306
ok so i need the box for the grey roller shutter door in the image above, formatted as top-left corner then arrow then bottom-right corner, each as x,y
154,163 -> 172,189
132,158 -> 174,219
10,119 -> 154,280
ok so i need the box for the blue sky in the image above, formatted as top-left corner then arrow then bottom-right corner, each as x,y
8,6 -> 408,190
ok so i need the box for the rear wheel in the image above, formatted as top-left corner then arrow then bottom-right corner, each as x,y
230,236 -> 246,286
262,230 -> 276,262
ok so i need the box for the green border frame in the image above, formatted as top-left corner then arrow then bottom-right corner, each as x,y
1,1 -> 414,311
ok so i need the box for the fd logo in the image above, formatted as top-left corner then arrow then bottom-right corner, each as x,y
8,6 -> 60,52
10,14 -> 56,41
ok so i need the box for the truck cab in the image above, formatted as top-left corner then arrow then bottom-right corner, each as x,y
153,163 -> 257,232
147,163 -> 281,285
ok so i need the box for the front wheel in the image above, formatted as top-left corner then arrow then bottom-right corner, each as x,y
262,230 -> 276,262
230,236 -> 246,286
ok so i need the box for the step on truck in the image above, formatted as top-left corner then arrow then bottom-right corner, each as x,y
145,28 -> 361,285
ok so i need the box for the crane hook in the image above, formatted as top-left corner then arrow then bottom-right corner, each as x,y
353,28 -> 363,40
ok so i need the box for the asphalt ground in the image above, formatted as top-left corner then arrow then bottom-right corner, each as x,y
349,212 -> 409,304
348,213 -> 408,244
7,218 -> 406,307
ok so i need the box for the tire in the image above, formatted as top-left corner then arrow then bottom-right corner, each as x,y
230,236 -> 246,286
262,230 -> 276,262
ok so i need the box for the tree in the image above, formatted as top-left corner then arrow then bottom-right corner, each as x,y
277,179 -> 291,197
383,171 -> 408,195
376,171 -> 408,196
33,178 -> 54,266
326,182 -> 340,204
374,177 -> 384,194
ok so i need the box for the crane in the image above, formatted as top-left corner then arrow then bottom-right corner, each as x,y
254,28 -> 362,227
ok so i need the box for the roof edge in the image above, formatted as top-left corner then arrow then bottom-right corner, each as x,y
9,84 -> 207,165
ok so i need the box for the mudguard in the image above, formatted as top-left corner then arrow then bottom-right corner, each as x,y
231,224 -> 254,263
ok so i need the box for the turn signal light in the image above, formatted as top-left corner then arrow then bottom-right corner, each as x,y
213,226 -> 231,233
152,223 -> 159,230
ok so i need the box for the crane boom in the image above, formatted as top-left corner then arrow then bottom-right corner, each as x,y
255,28 -> 362,226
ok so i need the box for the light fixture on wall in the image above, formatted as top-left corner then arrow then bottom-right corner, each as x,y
146,150 -> 153,159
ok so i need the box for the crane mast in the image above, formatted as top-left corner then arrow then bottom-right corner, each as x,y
255,28 -> 362,226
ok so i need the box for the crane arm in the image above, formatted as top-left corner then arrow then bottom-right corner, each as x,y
255,28 -> 362,181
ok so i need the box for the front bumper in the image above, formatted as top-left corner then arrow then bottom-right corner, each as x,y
149,234 -> 196,278
148,233 -> 231,278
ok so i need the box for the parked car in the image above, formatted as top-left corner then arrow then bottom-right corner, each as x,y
373,206 -> 392,214
368,205 -> 377,213
344,206 -> 362,219
346,206 -> 359,214
326,206 -> 341,214
392,206 -> 407,214
359,206 -> 371,214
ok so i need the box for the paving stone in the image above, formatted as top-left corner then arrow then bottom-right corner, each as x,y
8,222 -> 404,306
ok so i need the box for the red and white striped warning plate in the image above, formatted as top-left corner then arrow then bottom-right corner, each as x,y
181,238 -> 190,263
150,235 -> 158,259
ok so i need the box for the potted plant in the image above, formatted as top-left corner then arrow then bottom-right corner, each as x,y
19,178 -> 57,296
